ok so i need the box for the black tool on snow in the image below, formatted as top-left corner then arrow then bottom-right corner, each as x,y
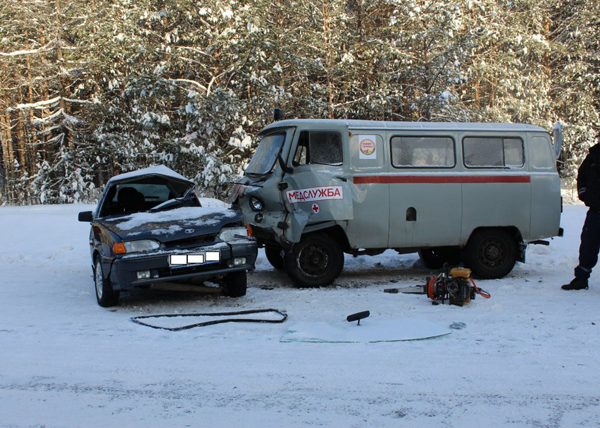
346,311 -> 370,326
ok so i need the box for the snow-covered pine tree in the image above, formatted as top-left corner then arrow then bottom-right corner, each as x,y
1,0 -> 599,203
549,0 -> 600,179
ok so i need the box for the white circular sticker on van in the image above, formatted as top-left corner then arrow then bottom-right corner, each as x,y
359,136 -> 377,159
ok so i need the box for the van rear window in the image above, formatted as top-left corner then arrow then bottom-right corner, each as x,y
391,136 -> 455,167
463,137 -> 524,168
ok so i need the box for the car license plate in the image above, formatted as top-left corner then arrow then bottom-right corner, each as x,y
169,251 -> 220,266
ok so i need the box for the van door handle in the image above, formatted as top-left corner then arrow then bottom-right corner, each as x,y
335,176 -> 347,182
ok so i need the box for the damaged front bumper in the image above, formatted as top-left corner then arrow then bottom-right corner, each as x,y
105,240 -> 257,290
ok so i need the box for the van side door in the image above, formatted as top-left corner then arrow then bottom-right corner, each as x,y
345,132 -> 390,249
387,134 -> 462,248
460,134 -> 531,242
528,134 -> 561,239
280,129 -> 353,244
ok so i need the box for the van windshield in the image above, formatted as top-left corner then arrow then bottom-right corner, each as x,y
245,132 -> 285,176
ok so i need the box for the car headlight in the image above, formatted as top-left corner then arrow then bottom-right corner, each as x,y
218,226 -> 249,242
123,240 -> 160,253
249,197 -> 264,211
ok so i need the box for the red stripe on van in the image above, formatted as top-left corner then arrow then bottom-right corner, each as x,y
353,175 -> 531,184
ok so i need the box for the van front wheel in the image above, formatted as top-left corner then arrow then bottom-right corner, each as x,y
464,229 -> 517,279
284,233 -> 344,287
265,246 -> 285,270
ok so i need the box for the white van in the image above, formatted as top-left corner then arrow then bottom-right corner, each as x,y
230,116 -> 563,287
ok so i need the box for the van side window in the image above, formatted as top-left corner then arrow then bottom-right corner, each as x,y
390,136 -> 455,167
529,136 -> 554,170
463,137 -> 524,168
293,131 -> 343,166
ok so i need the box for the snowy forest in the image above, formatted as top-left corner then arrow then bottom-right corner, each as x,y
0,0 -> 598,205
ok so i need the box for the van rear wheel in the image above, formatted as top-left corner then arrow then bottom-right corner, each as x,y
464,229 -> 517,279
284,233 -> 344,288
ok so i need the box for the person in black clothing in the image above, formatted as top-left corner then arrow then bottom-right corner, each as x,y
563,143 -> 600,290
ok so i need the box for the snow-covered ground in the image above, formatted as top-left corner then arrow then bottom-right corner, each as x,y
1,203 -> 599,427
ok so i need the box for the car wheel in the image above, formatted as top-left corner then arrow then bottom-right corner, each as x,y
94,258 -> 120,307
265,246 -> 285,270
418,247 -> 462,269
222,270 -> 247,297
284,233 -> 344,288
464,229 -> 517,279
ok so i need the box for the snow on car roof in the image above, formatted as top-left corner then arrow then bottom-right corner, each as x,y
107,165 -> 192,185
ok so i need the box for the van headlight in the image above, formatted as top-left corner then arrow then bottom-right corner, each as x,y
123,240 -> 160,253
249,197 -> 264,211
218,227 -> 249,242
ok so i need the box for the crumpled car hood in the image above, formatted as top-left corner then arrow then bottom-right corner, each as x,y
101,207 -> 242,242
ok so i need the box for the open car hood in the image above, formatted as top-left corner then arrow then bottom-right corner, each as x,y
101,207 -> 242,242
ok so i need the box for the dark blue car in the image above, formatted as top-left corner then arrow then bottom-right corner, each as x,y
78,166 -> 257,307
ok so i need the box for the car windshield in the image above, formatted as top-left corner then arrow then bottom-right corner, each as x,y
245,132 -> 286,176
98,179 -> 197,217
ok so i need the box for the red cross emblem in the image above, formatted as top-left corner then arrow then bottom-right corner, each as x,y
312,203 -> 320,214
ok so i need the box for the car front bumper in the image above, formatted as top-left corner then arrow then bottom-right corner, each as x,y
105,240 -> 257,291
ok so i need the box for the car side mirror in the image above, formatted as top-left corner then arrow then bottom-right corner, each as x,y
78,211 -> 93,222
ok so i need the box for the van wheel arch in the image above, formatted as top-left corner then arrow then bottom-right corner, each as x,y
321,225 -> 352,253
294,224 -> 351,252
463,227 -> 522,279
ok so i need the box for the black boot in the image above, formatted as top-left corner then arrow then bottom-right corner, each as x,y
561,277 -> 589,290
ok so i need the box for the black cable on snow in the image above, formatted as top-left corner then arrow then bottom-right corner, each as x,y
130,308 -> 288,331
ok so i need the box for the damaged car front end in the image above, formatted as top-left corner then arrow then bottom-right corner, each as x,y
78,165 -> 257,307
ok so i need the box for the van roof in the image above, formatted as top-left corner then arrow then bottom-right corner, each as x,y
261,119 -> 548,134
